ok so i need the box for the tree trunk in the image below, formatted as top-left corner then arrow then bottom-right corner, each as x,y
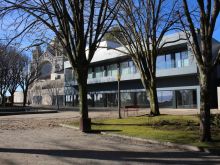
1,94 -> 6,107
77,68 -> 91,132
199,69 -> 211,142
148,80 -> 160,116
23,90 -> 28,107
10,91 -> 15,106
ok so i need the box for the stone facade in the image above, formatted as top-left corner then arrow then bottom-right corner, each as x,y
29,40 -> 66,106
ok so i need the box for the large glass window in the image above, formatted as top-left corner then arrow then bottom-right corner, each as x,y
120,92 -> 136,107
176,89 -> 197,108
157,51 -> 189,70
65,68 -> 73,82
88,68 -> 93,79
120,61 -> 137,76
157,91 -> 174,108
181,51 -> 189,67
107,93 -> 118,107
94,66 -> 105,78
107,64 -> 118,77
94,93 -> 106,107
175,51 -> 189,68
136,92 -> 149,107
120,61 -> 130,76
165,54 -> 172,69
156,55 -> 166,69
129,61 -> 137,74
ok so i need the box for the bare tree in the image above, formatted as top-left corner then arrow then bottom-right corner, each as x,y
0,44 -> 21,106
0,44 -> 9,106
19,56 -> 40,107
0,0 -> 120,132
179,0 -> 220,142
8,50 -> 25,105
115,0 -> 180,116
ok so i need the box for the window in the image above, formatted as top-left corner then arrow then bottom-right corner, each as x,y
129,61 -> 137,74
165,54 -> 172,69
157,91 -> 174,108
94,66 -> 104,78
156,55 -> 166,69
176,89 -> 197,108
65,68 -> 73,82
88,68 -> 93,79
156,51 -> 189,70
181,51 -> 189,67
107,64 -> 118,77
175,51 -> 189,68
120,61 -> 130,76
120,60 -> 137,76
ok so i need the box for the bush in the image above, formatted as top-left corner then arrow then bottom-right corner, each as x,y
211,114 -> 220,128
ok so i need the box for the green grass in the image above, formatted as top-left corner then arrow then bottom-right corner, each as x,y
69,115 -> 220,149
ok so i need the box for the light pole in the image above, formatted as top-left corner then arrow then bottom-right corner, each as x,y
117,64 -> 121,119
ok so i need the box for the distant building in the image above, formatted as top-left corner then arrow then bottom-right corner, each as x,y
28,39 -> 67,106
13,91 -> 24,104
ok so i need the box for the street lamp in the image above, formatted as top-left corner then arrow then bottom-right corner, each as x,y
117,64 -> 121,119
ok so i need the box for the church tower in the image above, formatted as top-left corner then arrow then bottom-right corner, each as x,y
32,46 -> 42,61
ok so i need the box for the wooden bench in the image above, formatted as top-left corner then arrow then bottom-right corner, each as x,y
123,105 -> 139,117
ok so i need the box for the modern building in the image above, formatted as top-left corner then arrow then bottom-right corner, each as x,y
64,32 -> 220,109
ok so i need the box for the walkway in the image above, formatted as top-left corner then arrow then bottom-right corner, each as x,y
0,126 -> 220,165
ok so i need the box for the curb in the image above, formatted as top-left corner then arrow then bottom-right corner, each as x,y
59,124 -> 79,130
0,110 -> 58,116
100,132 -> 209,153
59,124 -> 211,154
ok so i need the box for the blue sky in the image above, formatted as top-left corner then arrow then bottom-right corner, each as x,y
213,17 -> 220,42
0,1 -> 219,95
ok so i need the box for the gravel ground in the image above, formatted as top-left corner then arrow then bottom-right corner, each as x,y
0,111 -> 219,165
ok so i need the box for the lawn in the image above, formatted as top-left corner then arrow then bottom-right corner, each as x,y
69,115 -> 220,149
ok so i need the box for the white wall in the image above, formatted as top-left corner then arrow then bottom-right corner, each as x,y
14,92 -> 24,103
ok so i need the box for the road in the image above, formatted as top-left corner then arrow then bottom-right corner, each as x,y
0,112 -> 219,165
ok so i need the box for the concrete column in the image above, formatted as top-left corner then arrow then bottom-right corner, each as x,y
196,87 -> 200,109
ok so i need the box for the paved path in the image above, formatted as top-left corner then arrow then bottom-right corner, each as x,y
0,126 -> 220,165
0,111 -> 220,165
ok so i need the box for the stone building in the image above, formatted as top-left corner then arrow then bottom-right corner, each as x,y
29,40 -> 66,106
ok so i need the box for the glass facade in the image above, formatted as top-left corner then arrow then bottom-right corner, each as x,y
65,89 -> 197,109
157,91 -> 174,108
120,61 -> 137,76
94,66 -> 105,78
88,68 -> 93,79
176,90 -> 197,108
121,92 -> 136,107
94,93 -> 106,107
156,51 -> 189,70
107,64 -> 118,77
65,68 -> 73,82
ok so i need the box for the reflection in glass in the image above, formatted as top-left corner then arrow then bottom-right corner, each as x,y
176,89 -> 197,108
107,64 -> 118,77
88,68 -> 93,79
136,92 -> 149,107
107,93 -> 118,107
65,68 -> 73,82
156,55 -> 166,69
157,91 -> 173,107
94,66 -> 104,78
